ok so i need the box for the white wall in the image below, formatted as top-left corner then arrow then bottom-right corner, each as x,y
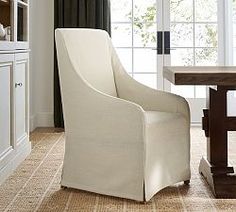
30,0 -> 54,131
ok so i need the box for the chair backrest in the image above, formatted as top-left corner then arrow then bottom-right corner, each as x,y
56,29 -> 117,97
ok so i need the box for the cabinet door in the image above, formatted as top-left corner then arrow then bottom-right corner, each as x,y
14,53 -> 28,145
0,54 -> 14,156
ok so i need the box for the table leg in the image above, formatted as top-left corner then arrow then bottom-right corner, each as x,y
199,86 -> 236,198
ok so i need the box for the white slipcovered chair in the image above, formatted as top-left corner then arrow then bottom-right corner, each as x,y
55,28 -> 190,202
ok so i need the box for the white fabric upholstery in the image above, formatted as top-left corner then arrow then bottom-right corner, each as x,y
59,29 -> 117,97
55,28 -> 191,202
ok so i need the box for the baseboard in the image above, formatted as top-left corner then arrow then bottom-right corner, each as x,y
35,112 -> 54,128
30,112 -> 54,132
0,141 -> 31,185
30,114 -> 36,132
191,122 -> 201,127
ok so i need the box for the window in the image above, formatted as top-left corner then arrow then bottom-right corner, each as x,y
111,0 -> 218,96
170,0 -> 218,98
111,0 -> 158,89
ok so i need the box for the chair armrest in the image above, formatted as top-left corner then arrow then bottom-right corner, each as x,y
56,29 -> 146,144
60,63 -> 146,145
110,44 -> 190,122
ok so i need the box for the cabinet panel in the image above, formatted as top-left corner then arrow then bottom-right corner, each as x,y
0,52 -> 30,186
0,0 -> 30,184
0,57 -> 13,156
15,53 -> 28,144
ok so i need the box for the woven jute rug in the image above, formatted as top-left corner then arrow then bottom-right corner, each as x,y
1,127 -> 236,212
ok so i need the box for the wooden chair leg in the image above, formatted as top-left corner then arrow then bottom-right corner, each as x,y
184,180 -> 190,185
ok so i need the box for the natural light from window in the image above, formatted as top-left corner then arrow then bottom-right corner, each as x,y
111,0 -> 218,99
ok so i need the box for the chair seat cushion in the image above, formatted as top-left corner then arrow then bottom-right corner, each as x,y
144,110 -> 188,143
145,111 -> 184,125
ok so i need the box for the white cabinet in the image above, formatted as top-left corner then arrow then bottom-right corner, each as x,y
0,0 -> 30,184
0,54 -> 13,158
0,0 -> 29,50
0,52 -> 30,185
15,53 -> 28,146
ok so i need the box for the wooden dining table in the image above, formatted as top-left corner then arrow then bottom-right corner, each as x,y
163,66 -> 236,198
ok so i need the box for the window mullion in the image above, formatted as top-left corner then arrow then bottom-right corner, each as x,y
131,0 -> 134,77
193,0 -> 197,98
224,0 -> 233,65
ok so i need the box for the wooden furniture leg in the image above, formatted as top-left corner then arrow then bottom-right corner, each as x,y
184,180 -> 190,185
200,86 -> 236,198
